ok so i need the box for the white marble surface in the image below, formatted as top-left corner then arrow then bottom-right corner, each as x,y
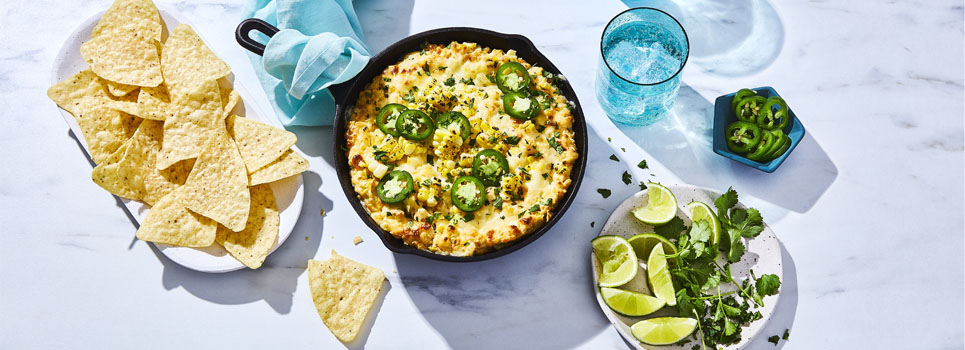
1,0 -> 962,349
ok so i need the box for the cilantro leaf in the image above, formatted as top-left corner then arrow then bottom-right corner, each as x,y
756,274 -> 781,296
638,181 -> 648,191
597,188 -> 611,198
690,220 -> 712,243
654,216 -> 686,239
622,171 -> 631,185
714,187 -> 738,219
637,159 -> 648,169
783,329 -> 790,340
730,208 -> 764,238
768,335 -> 780,345
727,236 -> 745,263
609,154 -> 619,161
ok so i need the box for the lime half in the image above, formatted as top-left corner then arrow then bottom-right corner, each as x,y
628,233 -> 677,261
630,317 -> 698,345
632,183 -> 678,225
687,201 -> 722,245
646,243 -> 676,306
592,235 -> 637,287
600,287 -> 665,317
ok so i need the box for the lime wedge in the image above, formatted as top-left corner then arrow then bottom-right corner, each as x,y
630,317 -> 698,345
647,243 -> 676,306
687,201 -> 721,245
592,235 -> 637,287
600,287 -> 665,316
628,233 -> 677,261
632,183 -> 677,225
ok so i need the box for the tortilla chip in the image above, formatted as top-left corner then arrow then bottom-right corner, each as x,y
115,120 -> 192,205
135,189 -> 216,247
47,70 -> 112,116
107,82 -> 138,97
222,88 -> 241,118
91,0 -> 162,43
91,138 -> 139,199
161,24 -> 231,95
308,250 -> 386,343
225,115 -> 297,172
76,106 -> 142,164
136,85 -> 172,120
178,127 -> 250,231
215,184 -> 278,269
248,149 -> 309,186
80,33 -> 162,87
157,79 -> 222,170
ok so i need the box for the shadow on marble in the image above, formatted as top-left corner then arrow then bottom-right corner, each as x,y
391,127 -> 634,350
151,171 -> 329,314
621,0 -> 784,77
613,84 -> 837,213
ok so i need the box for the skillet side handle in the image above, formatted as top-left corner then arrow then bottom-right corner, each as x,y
235,18 -> 280,56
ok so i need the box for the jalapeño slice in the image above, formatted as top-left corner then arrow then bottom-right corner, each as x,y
377,104 -> 407,136
396,109 -> 435,140
725,121 -> 762,153
730,88 -> 757,111
746,131 -> 776,162
450,176 -> 486,212
472,149 -> 510,186
766,135 -> 791,161
502,92 -> 539,120
757,96 -> 790,130
376,170 -> 414,204
436,111 -> 471,140
495,62 -> 531,93
735,96 -> 766,123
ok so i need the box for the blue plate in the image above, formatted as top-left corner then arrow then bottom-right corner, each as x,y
712,86 -> 804,173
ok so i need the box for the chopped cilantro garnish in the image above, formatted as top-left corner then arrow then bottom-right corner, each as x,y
637,159 -> 648,169
493,196 -> 503,209
622,171 -> 631,185
528,204 -> 539,213
609,154 -> 619,161
782,329 -> 790,340
444,77 -> 455,86
767,336 -> 780,345
597,188 -> 611,198
638,181 -> 648,190
422,63 -> 431,74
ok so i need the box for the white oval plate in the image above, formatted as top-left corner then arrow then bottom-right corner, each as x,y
51,6 -> 304,273
591,184 -> 782,349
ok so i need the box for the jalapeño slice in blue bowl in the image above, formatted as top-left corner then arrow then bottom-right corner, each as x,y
495,62 -> 531,93
450,175 -> 486,212
376,104 -> 407,136
376,170 -> 414,204
436,111 -> 471,140
396,109 -> 436,140
502,92 -> 539,120
472,149 -> 509,186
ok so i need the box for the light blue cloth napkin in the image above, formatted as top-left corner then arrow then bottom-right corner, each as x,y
242,0 -> 371,126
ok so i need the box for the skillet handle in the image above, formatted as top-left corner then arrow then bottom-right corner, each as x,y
235,18 -> 279,56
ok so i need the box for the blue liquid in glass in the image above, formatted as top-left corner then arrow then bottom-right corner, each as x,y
596,22 -> 686,126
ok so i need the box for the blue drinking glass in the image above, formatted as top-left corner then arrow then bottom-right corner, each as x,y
596,7 -> 689,126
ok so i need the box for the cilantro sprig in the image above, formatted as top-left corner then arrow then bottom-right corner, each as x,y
648,187 -> 780,349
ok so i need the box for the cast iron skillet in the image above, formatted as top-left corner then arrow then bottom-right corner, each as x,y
236,19 -> 588,262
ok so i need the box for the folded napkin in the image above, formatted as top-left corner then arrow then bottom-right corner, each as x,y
242,0 -> 371,126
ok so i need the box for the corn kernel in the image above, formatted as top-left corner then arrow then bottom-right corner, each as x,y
372,163 -> 389,178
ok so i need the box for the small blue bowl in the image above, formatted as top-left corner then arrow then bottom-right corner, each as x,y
712,86 -> 805,173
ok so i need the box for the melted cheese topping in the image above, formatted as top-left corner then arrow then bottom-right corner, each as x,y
346,42 -> 578,256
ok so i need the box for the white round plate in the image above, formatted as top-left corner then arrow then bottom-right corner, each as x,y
51,6 -> 305,273
591,184 -> 782,349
